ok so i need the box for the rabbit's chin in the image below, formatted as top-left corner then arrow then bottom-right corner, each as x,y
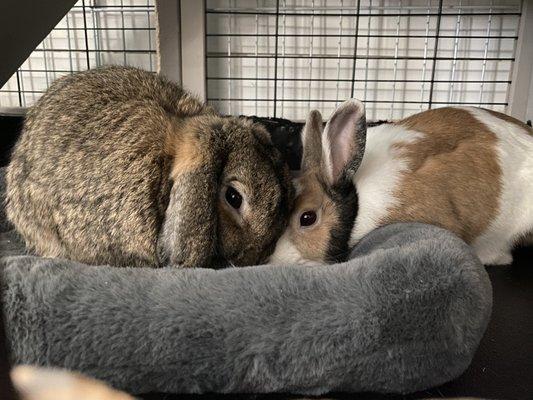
268,234 -> 323,267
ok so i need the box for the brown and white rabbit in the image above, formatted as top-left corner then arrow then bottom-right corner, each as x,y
6,66 -> 293,268
269,99 -> 533,266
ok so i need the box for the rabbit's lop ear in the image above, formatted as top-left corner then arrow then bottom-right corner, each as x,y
158,161 -> 220,268
322,99 -> 367,186
158,125 -> 222,268
301,109 -> 324,171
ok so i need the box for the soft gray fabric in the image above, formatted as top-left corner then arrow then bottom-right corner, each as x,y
0,167 -> 492,395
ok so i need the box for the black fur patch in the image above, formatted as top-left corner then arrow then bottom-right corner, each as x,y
324,179 -> 358,263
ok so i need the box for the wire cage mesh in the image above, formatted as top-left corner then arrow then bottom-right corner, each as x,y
205,0 -> 522,120
0,0 -> 524,122
0,0 -> 157,108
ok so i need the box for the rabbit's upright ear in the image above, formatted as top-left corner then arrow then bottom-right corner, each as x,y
301,109 -> 323,171
321,99 -> 366,187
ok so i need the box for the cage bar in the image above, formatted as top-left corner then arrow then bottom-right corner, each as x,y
479,7 -> 493,106
349,0 -> 361,98
419,0 -> 431,110
0,0 -> 157,107
272,0 -> 280,117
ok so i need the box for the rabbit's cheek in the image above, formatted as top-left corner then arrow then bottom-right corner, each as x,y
216,206 -> 243,261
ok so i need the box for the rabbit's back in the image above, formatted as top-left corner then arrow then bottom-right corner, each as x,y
6,67 -> 209,267
352,106 -> 533,265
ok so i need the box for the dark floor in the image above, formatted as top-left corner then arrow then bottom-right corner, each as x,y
2,113 -> 532,400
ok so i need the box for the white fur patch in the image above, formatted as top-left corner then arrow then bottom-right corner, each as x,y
269,231 -> 320,266
349,123 -> 423,246
465,107 -> 533,265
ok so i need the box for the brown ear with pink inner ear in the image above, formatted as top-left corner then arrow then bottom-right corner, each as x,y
321,99 -> 367,187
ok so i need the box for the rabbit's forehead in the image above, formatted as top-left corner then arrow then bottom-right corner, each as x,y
294,169 -> 327,205
225,148 -> 283,192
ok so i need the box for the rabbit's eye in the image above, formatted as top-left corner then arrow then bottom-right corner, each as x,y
225,186 -> 243,210
300,211 -> 317,227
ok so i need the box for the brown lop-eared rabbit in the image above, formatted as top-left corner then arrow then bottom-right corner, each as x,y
270,99 -> 533,266
5,66 -> 293,268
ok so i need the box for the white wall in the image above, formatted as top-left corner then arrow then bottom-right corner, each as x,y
526,67 -> 533,121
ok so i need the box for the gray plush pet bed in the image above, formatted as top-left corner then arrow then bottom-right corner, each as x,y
0,167 -> 492,396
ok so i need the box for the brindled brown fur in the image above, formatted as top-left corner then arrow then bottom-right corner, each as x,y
6,66 -> 293,268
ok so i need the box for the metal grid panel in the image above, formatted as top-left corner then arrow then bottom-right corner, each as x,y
0,0 -> 156,108
205,0 -> 522,120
